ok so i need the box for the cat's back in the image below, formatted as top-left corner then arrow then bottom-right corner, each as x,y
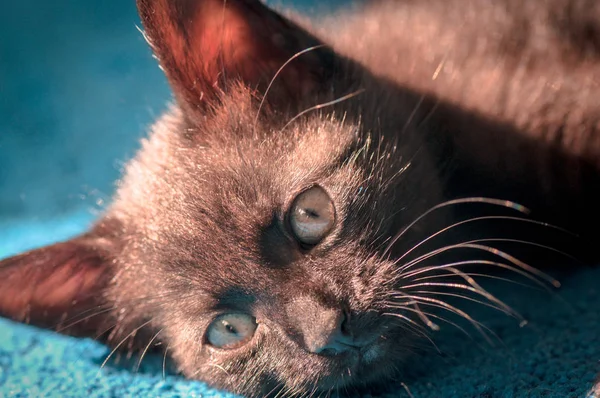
313,0 -> 600,164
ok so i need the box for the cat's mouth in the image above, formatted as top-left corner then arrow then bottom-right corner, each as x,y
309,339 -> 392,391
303,317 -> 419,393
315,334 -> 381,357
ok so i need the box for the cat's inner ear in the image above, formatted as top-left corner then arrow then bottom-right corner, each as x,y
136,0 -> 338,114
0,233 -> 115,337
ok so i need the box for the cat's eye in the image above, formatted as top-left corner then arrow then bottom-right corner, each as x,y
206,313 -> 258,349
289,186 -> 336,246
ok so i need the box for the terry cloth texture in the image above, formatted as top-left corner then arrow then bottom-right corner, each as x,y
1,0 -> 599,397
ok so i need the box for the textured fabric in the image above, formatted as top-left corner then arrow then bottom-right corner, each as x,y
1,1 -> 599,397
1,215 -> 599,397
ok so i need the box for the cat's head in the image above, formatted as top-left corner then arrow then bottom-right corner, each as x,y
0,0 -> 446,396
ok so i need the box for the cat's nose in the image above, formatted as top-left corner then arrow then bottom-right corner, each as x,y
303,308 -> 351,355
286,298 -> 355,355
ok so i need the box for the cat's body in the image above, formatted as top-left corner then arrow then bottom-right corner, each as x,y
1,0 -> 599,396
320,0 -> 600,239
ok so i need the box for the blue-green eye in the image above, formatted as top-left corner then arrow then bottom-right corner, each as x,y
289,186 -> 336,245
206,313 -> 258,349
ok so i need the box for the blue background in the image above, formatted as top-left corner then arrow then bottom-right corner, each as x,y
1,1 -> 599,397
0,0 -> 351,255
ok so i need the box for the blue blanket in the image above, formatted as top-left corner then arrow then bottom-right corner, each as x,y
1,0 -> 599,397
1,214 -> 599,397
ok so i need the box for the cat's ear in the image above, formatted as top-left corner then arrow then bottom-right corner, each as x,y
0,228 -> 116,337
136,0 -> 338,115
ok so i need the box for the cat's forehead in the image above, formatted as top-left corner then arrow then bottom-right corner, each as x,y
114,105 -> 365,226
214,118 -> 358,185
183,99 -> 359,184
194,94 -> 360,177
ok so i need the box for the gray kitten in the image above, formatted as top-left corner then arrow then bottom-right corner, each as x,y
1,0 -> 598,396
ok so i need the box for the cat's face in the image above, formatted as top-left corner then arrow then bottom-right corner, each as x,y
105,2 -> 447,393
108,90 -> 440,394
0,0 -> 446,396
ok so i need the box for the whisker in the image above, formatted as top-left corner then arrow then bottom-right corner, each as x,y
402,267 -> 524,321
135,328 -> 164,373
401,382 -> 415,398
410,270 -> 546,291
97,319 -> 153,374
379,309 -> 435,337
273,383 -> 287,398
412,300 -> 439,331
395,293 -> 497,344
382,197 -> 531,258
397,259 -> 553,292
397,242 -> 561,287
415,98 -> 440,130
209,363 -> 231,376
280,89 -> 366,133
401,93 -> 426,136
458,238 -> 579,262
394,215 -> 577,264
396,260 -> 552,292
381,312 -> 441,353
380,310 -> 429,337
55,303 -> 112,327
436,266 -> 523,318
392,283 -> 518,319
390,316 -> 431,339
55,306 -> 115,332
341,376 -> 352,398
94,323 -> 117,342
383,301 -> 474,337
325,387 -> 333,398
308,378 -> 320,398
263,380 -> 284,398
398,289 -> 516,319
163,344 -> 169,379
135,24 -> 153,49
253,45 -> 326,135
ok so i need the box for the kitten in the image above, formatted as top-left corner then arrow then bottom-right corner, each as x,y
1,0 -> 599,396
